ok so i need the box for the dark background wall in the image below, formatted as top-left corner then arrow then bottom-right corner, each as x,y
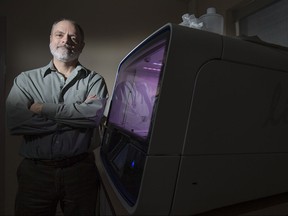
0,16 -> 6,216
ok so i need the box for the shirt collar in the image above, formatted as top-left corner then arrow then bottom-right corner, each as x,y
42,61 -> 89,77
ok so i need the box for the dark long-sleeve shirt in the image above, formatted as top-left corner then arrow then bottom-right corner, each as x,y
6,61 -> 108,159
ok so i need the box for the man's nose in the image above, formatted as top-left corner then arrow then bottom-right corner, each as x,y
61,35 -> 71,44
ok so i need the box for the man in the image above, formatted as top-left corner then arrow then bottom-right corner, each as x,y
6,18 -> 108,216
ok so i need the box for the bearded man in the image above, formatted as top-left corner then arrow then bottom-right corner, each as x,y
6,18 -> 108,216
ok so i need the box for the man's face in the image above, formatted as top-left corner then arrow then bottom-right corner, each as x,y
49,20 -> 84,63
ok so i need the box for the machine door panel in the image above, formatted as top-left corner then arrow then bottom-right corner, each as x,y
185,60 -> 288,155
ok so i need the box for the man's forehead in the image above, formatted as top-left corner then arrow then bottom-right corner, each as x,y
52,21 -> 78,34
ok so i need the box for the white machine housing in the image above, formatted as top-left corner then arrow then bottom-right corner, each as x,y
96,23 -> 288,215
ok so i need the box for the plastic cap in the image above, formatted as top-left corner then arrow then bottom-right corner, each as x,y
207,7 -> 216,14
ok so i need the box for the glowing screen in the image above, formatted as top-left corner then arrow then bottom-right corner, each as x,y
108,39 -> 167,140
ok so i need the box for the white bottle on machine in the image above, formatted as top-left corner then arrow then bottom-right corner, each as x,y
199,7 -> 224,34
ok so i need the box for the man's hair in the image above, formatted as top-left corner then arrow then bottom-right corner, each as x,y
51,18 -> 85,43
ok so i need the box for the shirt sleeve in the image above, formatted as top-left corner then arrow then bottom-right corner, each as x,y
6,73 -> 64,135
41,73 -> 109,128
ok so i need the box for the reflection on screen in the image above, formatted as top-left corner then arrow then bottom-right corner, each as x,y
108,40 -> 166,140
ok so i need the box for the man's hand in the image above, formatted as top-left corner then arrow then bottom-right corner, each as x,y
30,103 -> 43,114
84,95 -> 98,103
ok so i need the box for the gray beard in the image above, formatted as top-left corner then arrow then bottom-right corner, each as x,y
49,44 -> 80,63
